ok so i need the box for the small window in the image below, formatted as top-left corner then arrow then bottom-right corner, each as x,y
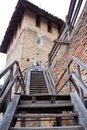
48,21 -> 52,33
36,15 -> 41,27
37,35 -> 42,45
37,34 -> 42,48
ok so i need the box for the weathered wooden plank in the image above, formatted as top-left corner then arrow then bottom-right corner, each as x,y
72,56 -> 87,71
18,102 -> 73,108
70,92 -> 87,130
19,100 -> 71,106
45,69 -> 56,94
76,64 -> 84,103
18,77 -> 25,94
67,0 -> 77,24
26,69 -> 31,95
20,95 -> 71,101
17,65 -> 26,93
0,74 -> 18,109
72,72 -> 87,93
9,126 -> 84,130
14,113 -> 78,118
70,78 -> 79,94
54,39 -> 70,45
67,67 -> 71,92
43,70 -> 52,94
0,94 -> 20,130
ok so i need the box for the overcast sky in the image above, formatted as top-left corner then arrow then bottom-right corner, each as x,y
0,0 -> 86,84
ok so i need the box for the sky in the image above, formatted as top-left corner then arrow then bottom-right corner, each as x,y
0,0 -> 86,84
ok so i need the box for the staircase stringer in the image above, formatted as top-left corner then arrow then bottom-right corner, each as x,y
0,94 -> 20,130
43,70 -> 52,94
70,92 -> 87,130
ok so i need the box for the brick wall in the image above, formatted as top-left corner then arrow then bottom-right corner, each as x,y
20,28 -> 54,70
6,11 -> 59,71
22,11 -> 59,40
51,1 -> 87,90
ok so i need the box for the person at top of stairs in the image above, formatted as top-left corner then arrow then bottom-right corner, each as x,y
33,60 -> 41,71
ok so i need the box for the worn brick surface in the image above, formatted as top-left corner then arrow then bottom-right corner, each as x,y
51,1 -> 87,92
6,11 -> 59,71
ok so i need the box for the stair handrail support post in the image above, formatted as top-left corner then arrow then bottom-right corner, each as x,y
67,65 -> 71,93
76,64 -> 84,104
6,66 -> 13,107
44,61 -> 56,94
26,67 -> 31,95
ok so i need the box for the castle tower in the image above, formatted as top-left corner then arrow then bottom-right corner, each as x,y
0,0 -> 63,70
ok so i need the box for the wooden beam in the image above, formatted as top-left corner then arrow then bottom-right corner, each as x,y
0,73 -> 18,109
26,69 -> 31,95
70,92 -> 87,130
14,113 -> 78,118
67,0 -> 77,24
9,126 -> 84,130
72,72 -> 87,93
0,94 -> 20,130
43,70 -> 52,94
54,39 -> 70,45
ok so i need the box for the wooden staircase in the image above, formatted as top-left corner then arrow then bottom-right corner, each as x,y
1,94 -> 84,130
30,71 -> 48,95
0,56 -> 87,130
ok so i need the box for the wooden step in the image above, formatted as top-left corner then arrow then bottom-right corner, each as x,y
19,100 -> 71,105
18,103 -> 73,108
30,82 -> 46,84
20,95 -> 71,101
30,90 -> 48,92
9,126 -> 85,130
18,103 -> 73,113
30,85 -> 47,87
30,86 -> 47,88
31,71 -> 43,73
30,88 -> 47,90
31,81 -> 45,83
30,89 -> 47,91
14,113 -> 78,118
31,76 -> 44,78
30,92 -> 48,94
